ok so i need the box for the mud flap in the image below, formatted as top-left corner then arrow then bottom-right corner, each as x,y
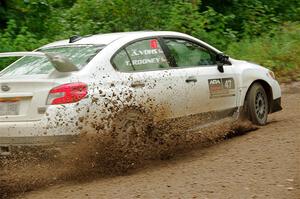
270,97 -> 282,113
233,88 -> 244,120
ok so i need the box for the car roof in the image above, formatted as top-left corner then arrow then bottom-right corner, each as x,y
41,31 -> 190,48
41,31 -> 221,53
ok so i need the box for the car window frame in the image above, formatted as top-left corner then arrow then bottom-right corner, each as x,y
160,36 -> 221,69
110,36 -> 172,73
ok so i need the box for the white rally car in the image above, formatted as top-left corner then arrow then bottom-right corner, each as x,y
0,31 -> 282,155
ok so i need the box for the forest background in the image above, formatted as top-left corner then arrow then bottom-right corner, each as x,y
0,0 -> 299,81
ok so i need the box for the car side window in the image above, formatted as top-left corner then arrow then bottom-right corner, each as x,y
164,38 -> 216,67
126,39 -> 170,71
112,49 -> 134,72
112,39 -> 170,72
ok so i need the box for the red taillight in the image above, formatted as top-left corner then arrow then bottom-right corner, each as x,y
47,82 -> 88,105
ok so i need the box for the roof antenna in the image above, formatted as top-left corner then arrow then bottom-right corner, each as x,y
69,35 -> 82,43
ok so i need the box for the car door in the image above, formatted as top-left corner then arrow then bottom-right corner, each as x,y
162,37 -> 238,117
111,38 -> 195,121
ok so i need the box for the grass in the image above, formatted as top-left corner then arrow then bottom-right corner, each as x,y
226,23 -> 300,82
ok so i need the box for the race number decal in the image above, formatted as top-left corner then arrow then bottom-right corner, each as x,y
208,78 -> 235,98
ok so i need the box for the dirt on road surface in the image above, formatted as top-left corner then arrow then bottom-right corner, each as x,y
2,82 -> 300,199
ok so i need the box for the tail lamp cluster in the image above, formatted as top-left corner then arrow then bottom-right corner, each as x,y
47,82 -> 88,105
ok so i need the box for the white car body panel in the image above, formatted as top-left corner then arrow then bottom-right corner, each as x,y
0,31 -> 282,148
230,59 -> 281,107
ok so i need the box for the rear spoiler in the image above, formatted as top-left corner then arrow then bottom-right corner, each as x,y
0,52 -> 79,72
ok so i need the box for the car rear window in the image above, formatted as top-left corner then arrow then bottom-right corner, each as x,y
0,45 -> 103,77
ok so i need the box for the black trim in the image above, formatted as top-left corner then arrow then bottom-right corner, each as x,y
124,48 -> 135,71
270,97 -> 282,113
158,37 -> 178,67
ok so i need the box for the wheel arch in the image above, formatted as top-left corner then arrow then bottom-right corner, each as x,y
244,79 -> 273,113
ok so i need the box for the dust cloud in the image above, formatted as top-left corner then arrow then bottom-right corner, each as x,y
0,117 -> 256,199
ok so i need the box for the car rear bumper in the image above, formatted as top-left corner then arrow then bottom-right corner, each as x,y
0,120 -> 80,148
0,135 -> 79,146
0,135 -> 79,155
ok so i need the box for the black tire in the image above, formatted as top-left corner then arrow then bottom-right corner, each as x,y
245,83 -> 269,125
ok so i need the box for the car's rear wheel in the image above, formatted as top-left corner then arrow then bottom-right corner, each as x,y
111,109 -> 152,151
244,83 -> 269,125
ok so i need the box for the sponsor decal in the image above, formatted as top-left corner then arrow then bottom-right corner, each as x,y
125,57 -> 166,66
130,49 -> 164,57
208,78 -> 235,98
150,39 -> 158,49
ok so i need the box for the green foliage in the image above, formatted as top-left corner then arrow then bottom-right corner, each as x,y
164,0 -> 205,33
227,23 -> 300,82
0,20 -> 48,51
0,19 -> 49,69
198,7 -> 237,48
0,0 -> 299,80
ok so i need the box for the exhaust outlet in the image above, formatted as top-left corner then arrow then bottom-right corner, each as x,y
0,145 -> 11,156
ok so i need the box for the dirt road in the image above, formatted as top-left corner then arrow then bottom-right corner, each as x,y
17,82 -> 299,199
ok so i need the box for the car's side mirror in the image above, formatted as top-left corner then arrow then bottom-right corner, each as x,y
217,64 -> 224,73
216,54 -> 231,73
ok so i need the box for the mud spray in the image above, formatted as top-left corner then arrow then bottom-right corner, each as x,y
0,117 -> 257,199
